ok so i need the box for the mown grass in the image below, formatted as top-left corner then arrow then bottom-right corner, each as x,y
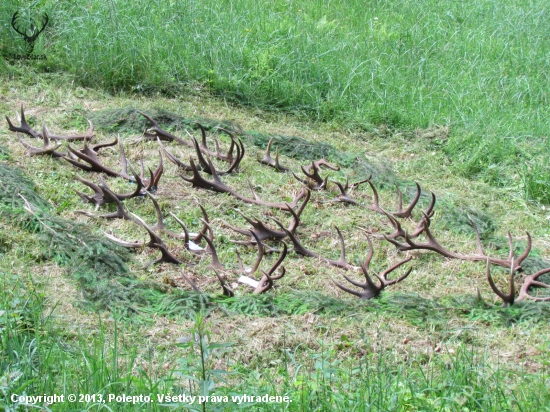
1,68 -> 550,410
2,0 -> 550,200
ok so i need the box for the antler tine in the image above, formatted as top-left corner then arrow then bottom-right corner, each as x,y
300,162 -> 329,190
409,191 -> 436,238
333,242 -> 413,300
16,130 -> 64,157
377,256 -> 414,285
168,212 -> 206,254
363,237 -> 375,271
393,182 -> 421,218
366,179 -> 384,214
192,204 -> 211,244
130,212 -> 183,266
257,137 -> 289,172
243,231 -> 266,274
138,111 -> 189,146
334,226 -> 350,268
512,232 -> 532,270
145,192 -> 166,232
157,137 -> 193,171
43,119 -> 95,141
76,183 -> 132,220
224,135 -> 245,174
517,266 -> 550,302
329,179 -> 358,205
200,220 -> 225,270
253,242 -> 288,294
287,188 -> 310,234
6,104 -> 41,138
104,232 -> 145,248
192,136 -> 214,174
486,257 -> 515,307
213,269 -> 235,297
215,127 -> 236,161
467,215 -> 485,256
196,122 -> 209,152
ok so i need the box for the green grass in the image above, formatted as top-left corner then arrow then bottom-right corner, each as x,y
2,0 -> 550,200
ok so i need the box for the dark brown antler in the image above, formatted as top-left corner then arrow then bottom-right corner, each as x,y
294,161 -> 329,190
257,137 -> 288,172
181,156 -> 305,210
194,123 -> 239,162
223,189 -> 310,245
370,192 -> 436,240
191,136 -> 244,175
253,241 -> 288,294
366,180 -> 425,219
517,267 -> 550,302
74,173 -> 144,209
332,238 -> 413,299
139,111 -> 189,146
157,137 -> 193,171
129,213 -> 186,268
76,183 -> 133,220
16,125 -> 63,157
486,258 -> 516,307
65,137 -> 128,177
486,258 -> 550,306
43,120 -> 95,141
385,213 -> 531,270
6,105 -> 40,138
273,222 -> 359,271
327,177 -> 370,205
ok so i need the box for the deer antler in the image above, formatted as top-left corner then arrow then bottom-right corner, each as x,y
257,137 -> 288,172
486,258 -> 550,306
327,177 -> 370,205
191,136 -> 244,175
332,238 -> 413,299
76,183 -> 133,220
486,258 -> 516,307
181,156 -> 305,210
273,222 -> 360,271
193,123 -> 240,162
517,266 -> 550,303
223,190 -> 310,245
366,180 -> 426,219
384,213 -> 531,270
294,161 -> 329,190
6,105 -> 40,138
65,137 -> 129,178
16,125 -> 64,157
42,120 -> 95,141
139,112 -> 190,146
253,241 -> 288,294
74,172 -> 144,209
